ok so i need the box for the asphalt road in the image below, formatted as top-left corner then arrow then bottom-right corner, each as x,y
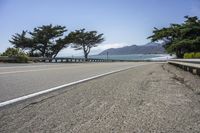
1,63 -> 200,132
0,62 -> 151,102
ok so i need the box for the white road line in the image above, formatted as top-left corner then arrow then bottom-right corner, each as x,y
0,63 -> 152,108
0,64 -> 72,69
0,66 -> 73,75
0,63 -> 133,75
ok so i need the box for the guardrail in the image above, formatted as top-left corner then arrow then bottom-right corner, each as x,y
41,57 -> 116,63
0,56 -> 167,63
168,59 -> 200,75
169,59 -> 200,64
0,56 -> 102,63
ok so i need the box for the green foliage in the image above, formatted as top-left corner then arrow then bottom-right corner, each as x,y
184,52 -> 200,59
9,25 -> 104,59
68,29 -> 104,60
2,47 -> 29,63
2,47 -> 23,56
148,16 -> 200,58
15,55 -> 29,63
9,24 -> 70,58
9,31 -> 33,50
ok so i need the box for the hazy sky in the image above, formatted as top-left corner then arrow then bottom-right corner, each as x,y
1,0 -> 200,56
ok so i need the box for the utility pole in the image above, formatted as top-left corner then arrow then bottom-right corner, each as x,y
106,52 -> 108,60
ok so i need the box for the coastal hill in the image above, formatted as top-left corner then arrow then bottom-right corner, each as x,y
99,42 -> 165,55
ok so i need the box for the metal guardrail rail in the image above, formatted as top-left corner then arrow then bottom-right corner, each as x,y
168,59 -> 200,75
169,59 -> 200,64
0,56 -> 166,63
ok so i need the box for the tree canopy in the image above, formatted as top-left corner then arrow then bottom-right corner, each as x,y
9,25 -> 104,59
68,29 -> 104,60
9,24 -> 70,58
148,16 -> 200,58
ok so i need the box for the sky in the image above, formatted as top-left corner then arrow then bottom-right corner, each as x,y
0,0 -> 200,56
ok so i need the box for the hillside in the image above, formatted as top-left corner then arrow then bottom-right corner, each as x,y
99,42 -> 165,55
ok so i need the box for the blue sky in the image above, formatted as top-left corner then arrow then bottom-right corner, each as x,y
0,0 -> 200,56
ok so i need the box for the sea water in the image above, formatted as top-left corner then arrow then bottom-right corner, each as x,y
68,54 -> 174,61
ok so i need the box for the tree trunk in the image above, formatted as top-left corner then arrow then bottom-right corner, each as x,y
53,52 -> 58,58
84,52 -> 88,61
42,43 -> 47,57
83,45 -> 89,61
176,50 -> 183,58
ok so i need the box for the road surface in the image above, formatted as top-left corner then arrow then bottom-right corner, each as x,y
0,62 -> 151,102
0,63 -> 200,132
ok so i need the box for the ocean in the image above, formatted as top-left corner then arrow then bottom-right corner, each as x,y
69,54 -> 174,61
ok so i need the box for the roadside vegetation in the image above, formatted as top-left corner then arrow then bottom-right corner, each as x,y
0,24 -> 104,62
1,47 -> 29,63
149,16 -> 200,58
184,52 -> 200,59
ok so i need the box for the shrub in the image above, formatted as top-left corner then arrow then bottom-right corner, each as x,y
16,55 -> 29,63
184,52 -> 200,59
2,48 -> 22,56
2,47 -> 29,63
195,52 -> 200,58
184,53 -> 194,58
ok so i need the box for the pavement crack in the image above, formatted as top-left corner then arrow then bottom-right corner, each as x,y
162,64 -> 194,92
148,71 -> 154,75
21,95 -> 56,110
140,80 -> 150,91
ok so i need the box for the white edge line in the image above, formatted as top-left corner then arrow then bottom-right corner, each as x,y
0,63 -> 152,108
0,66 -> 76,75
0,64 -> 68,69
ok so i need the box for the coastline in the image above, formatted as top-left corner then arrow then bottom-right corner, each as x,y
62,54 -> 173,61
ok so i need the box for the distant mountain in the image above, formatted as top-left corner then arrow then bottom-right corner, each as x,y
99,42 -> 166,55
